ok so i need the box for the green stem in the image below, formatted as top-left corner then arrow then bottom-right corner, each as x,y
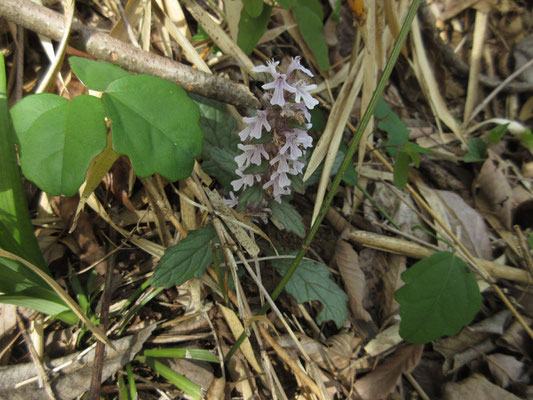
224,0 -> 421,363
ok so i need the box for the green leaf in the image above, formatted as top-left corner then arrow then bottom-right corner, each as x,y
143,348 -> 219,363
304,149 -> 343,186
243,160 -> 269,175
292,1 -> 329,71
237,185 -> 264,212
0,287 -> 71,317
269,201 -> 305,238
138,356 -> 202,400
339,142 -> 358,186
374,98 -> 410,157
151,225 -> 218,287
192,95 -> 240,191
289,174 -> 305,194
293,0 -> 323,19
242,0 -> 264,17
238,4 -> 272,55
395,251 -> 482,344
69,56 -> 130,92
463,137 -> 487,163
521,128 -> 533,149
393,151 -> 410,189
272,253 -> 348,328
276,0 -> 292,9
103,75 -> 204,181
309,107 -> 325,134
488,123 -> 509,143
528,233 -> 533,250
13,95 -> 107,196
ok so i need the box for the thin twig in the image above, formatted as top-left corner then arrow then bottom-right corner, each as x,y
16,312 -> 57,400
0,0 -> 259,109
88,238 -> 116,400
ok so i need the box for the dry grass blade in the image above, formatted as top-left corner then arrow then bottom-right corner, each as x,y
35,0 -> 74,94
110,0 -> 145,43
181,0 -> 255,74
305,54 -> 364,224
409,16 -> 464,143
463,10 -> 488,124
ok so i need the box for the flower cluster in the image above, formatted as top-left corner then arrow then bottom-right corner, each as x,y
228,57 -> 318,207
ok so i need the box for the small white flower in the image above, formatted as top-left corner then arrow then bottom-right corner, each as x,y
293,81 -> 319,109
270,151 -> 291,173
292,128 -> 313,148
252,59 -> 280,77
280,131 -> 303,159
239,110 -> 271,141
223,191 -> 239,208
231,170 -> 256,192
262,74 -> 296,107
286,56 -> 314,77
235,143 -> 269,168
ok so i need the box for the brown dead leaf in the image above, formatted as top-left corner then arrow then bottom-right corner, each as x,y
487,353 -> 525,388
334,239 -> 372,323
353,344 -> 423,400
475,154 -> 514,229
442,373 -> 522,400
380,254 -> 406,320
434,190 -> 493,259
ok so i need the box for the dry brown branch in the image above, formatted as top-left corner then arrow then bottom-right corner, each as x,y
0,0 -> 260,109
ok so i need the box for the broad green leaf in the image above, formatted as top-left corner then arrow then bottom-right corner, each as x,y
0,287 -> 71,316
529,233 -> 533,250
272,253 -> 348,328
103,75 -> 204,181
339,142 -> 358,186
488,123 -> 509,143
151,225 -> 218,287
243,160 -> 269,175
292,2 -> 329,71
269,201 -> 305,238
238,4 -> 272,55
15,95 -> 107,196
69,56 -> 130,91
309,107 -> 325,134
374,98 -> 410,157
242,0 -> 263,17
202,147 -> 239,191
395,251 -> 482,344
463,137 -> 487,163
289,174 -> 305,194
237,185 -> 264,212
276,0 -> 292,9
293,0 -> 323,19
10,94 -> 67,146
393,151 -> 410,189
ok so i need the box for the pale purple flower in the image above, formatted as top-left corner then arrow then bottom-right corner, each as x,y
231,170 -> 256,192
280,131 -> 303,159
235,143 -> 269,168
262,74 -> 296,107
291,160 -> 305,174
293,81 -> 319,109
252,59 -> 280,77
270,151 -> 291,173
240,110 -> 271,141
293,102 -> 312,124
286,56 -> 314,77
223,191 -> 239,208
263,171 -> 291,201
292,128 -> 313,148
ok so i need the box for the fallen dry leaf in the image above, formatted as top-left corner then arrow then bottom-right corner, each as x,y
380,254 -> 406,320
353,344 -> 424,400
442,373 -> 522,400
434,190 -> 493,259
475,154 -> 514,229
487,353 -> 525,388
334,239 -> 372,323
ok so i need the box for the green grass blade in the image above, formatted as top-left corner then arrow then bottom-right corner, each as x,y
143,348 -> 219,363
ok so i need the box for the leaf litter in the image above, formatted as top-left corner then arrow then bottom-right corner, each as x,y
1,0 -> 533,398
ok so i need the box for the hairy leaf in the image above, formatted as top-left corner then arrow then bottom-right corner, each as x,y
237,185 -> 263,212
269,201 -> 305,238
393,151 -> 410,189
395,251 -> 482,344
273,253 -> 348,328
151,225 -> 218,287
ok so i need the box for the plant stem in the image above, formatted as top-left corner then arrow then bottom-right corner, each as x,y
224,0 -> 422,363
